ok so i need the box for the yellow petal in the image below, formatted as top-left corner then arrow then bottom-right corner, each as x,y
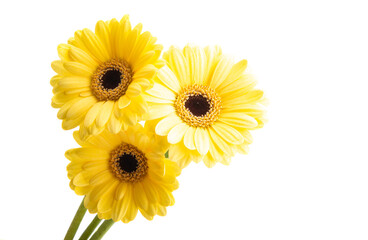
62,115 -> 85,130
141,179 -> 158,203
129,31 -> 152,65
69,45 -> 98,69
156,66 -> 181,92
66,96 -> 97,119
208,127 -> 232,155
118,95 -> 131,109
134,50 -> 155,71
107,114 -> 122,134
58,76 -> 90,89
51,60 -> 68,75
125,83 -> 141,97
145,83 -> 176,101
96,101 -> 114,128
183,126 -> 196,150
97,187 -> 115,213
146,103 -> 175,120
155,184 -> 171,207
120,109 -> 137,126
115,183 -> 128,200
155,113 -> 182,136
218,59 -> 247,90
95,20 -> 112,58
212,122 -> 244,145
194,127 -> 210,155
57,44 -> 71,61
84,101 -> 104,127
133,182 -> 148,210
123,196 -> 138,222
133,64 -> 157,80
63,62 -> 93,77
73,172 -> 89,187
132,78 -> 152,91
65,147 -> 109,161
89,170 -> 112,185
218,112 -> 258,129
157,206 -> 167,216
209,56 -> 233,90
168,47 -> 189,85
193,47 -> 207,84
57,98 -> 80,119
81,28 -> 110,62
167,123 -> 189,144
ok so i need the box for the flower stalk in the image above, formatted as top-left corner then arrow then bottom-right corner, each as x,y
64,198 -> 87,240
89,220 -> 115,240
78,215 -> 102,240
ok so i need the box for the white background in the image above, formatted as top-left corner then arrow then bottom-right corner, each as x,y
0,0 -> 367,239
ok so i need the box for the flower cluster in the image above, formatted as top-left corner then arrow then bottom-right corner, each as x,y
51,15 -> 266,238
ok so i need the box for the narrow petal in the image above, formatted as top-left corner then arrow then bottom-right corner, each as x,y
218,112 -> 258,129
156,66 -> 181,92
193,47 -> 207,84
118,95 -> 131,109
141,179 -> 158,203
66,97 -> 97,119
63,62 -> 94,77
65,148 -> 109,161
107,114 -> 123,134
84,101 -> 104,127
96,101 -> 114,128
89,169 -> 113,185
58,77 -> 90,89
212,122 -> 244,145
208,127 -> 232,155
167,47 -> 189,85
167,123 -> 189,144
145,83 -> 176,101
69,45 -> 99,69
146,103 -> 175,120
183,126 -> 196,150
133,64 -> 157,80
194,127 -> 210,155
216,59 -> 247,91
95,20 -> 112,57
209,56 -> 233,90
133,182 -> 148,210
82,28 -> 110,62
155,113 -> 182,136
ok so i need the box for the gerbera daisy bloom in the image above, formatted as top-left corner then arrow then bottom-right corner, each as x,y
65,124 -> 181,223
51,15 -> 163,140
144,46 -> 266,168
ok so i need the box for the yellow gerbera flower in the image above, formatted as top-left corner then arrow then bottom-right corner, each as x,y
144,46 -> 266,168
51,15 -> 163,140
65,124 -> 181,223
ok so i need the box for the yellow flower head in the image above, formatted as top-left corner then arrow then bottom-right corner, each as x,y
66,124 -> 181,223
144,46 -> 267,168
51,15 -> 164,140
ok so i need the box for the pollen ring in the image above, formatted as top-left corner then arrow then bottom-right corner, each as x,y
91,58 -> 133,101
109,143 -> 148,183
174,84 -> 222,128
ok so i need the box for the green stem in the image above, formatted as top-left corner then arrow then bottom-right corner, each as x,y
165,150 -> 169,158
65,198 -> 87,240
89,219 -> 115,240
78,215 -> 102,240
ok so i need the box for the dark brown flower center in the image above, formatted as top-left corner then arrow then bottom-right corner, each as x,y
184,95 -> 211,116
101,69 -> 122,90
118,153 -> 138,173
